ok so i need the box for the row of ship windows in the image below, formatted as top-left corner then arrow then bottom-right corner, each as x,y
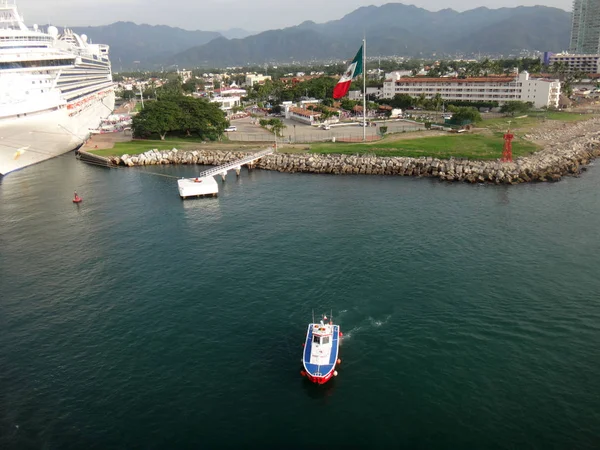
0,60 -> 107,70
0,45 -> 49,50
62,83 -> 110,94
60,72 -> 109,78
15,85 -> 109,98
0,36 -> 53,41
0,59 -> 74,69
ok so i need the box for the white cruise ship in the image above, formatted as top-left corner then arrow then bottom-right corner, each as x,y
0,0 -> 115,175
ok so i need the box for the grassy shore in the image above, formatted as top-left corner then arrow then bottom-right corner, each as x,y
89,111 -> 594,161
90,138 -> 269,157
307,133 -> 539,160
480,111 -> 589,134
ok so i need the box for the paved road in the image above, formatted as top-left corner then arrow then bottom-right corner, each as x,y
227,117 -> 425,143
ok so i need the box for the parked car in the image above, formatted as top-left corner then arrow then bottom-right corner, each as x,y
225,126 -> 237,132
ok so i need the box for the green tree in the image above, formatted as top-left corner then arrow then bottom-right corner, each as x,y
182,79 -> 199,93
268,118 -> 286,137
121,89 -> 135,100
500,101 -> 533,116
431,93 -> 443,111
449,107 -> 481,124
158,78 -> 183,99
388,94 -> 414,109
132,96 -> 228,141
132,101 -> 180,140
175,96 -> 228,140
340,98 -> 358,110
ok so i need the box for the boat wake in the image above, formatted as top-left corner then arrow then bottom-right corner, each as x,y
341,314 -> 392,341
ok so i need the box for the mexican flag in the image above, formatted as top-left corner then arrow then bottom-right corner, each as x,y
333,46 -> 363,99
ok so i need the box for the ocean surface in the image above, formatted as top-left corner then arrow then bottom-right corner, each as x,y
1,154 -> 600,449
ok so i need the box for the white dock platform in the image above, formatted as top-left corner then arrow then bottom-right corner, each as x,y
177,148 -> 274,199
178,176 -> 219,199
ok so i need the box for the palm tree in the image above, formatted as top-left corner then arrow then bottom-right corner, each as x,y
432,93 -> 443,111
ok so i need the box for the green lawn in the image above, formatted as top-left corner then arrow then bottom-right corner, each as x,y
308,133 -> 539,160
90,138 -> 206,157
481,111 -> 592,133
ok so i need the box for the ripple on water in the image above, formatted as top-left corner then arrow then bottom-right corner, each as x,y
1,159 -> 600,449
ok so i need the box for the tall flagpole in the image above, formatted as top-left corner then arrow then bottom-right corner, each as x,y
363,37 -> 366,142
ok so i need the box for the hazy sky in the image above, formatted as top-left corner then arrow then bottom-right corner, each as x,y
21,0 -> 572,32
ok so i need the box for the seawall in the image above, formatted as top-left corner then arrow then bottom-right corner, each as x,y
110,118 -> 600,184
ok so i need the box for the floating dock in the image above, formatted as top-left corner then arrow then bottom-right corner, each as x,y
177,148 -> 274,199
177,176 -> 219,198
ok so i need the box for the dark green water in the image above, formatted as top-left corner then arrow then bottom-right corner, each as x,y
1,156 -> 600,449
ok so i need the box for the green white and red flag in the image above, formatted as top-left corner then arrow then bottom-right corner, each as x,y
333,46 -> 363,99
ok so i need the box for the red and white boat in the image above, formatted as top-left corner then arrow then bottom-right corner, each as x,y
301,313 -> 342,384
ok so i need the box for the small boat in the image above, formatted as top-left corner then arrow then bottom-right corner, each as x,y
301,313 -> 342,384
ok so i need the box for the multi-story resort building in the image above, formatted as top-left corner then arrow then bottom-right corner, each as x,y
382,72 -> 560,108
570,0 -> 600,54
544,52 -> 600,73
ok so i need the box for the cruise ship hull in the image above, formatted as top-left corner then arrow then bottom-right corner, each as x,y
0,92 -> 115,176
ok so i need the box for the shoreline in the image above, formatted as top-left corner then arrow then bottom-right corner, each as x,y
107,118 -> 600,184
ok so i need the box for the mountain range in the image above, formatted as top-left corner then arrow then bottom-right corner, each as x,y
70,3 -> 572,70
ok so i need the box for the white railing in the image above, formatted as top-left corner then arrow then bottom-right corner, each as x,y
195,147 -> 274,178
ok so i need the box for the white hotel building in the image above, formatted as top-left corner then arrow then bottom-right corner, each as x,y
383,71 -> 560,108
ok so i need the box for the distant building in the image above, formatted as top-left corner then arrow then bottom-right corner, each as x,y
216,87 -> 247,97
348,87 -> 382,100
348,90 -> 362,100
570,0 -> 600,54
545,52 -> 600,73
245,74 -> 272,87
382,72 -> 560,108
385,70 -> 413,80
211,96 -> 241,113
285,106 -> 321,125
177,69 -> 193,83
367,86 -> 383,99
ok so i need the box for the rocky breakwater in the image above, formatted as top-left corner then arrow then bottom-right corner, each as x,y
112,119 -> 600,184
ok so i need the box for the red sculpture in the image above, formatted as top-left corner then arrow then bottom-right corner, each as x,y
501,130 -> 514,162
